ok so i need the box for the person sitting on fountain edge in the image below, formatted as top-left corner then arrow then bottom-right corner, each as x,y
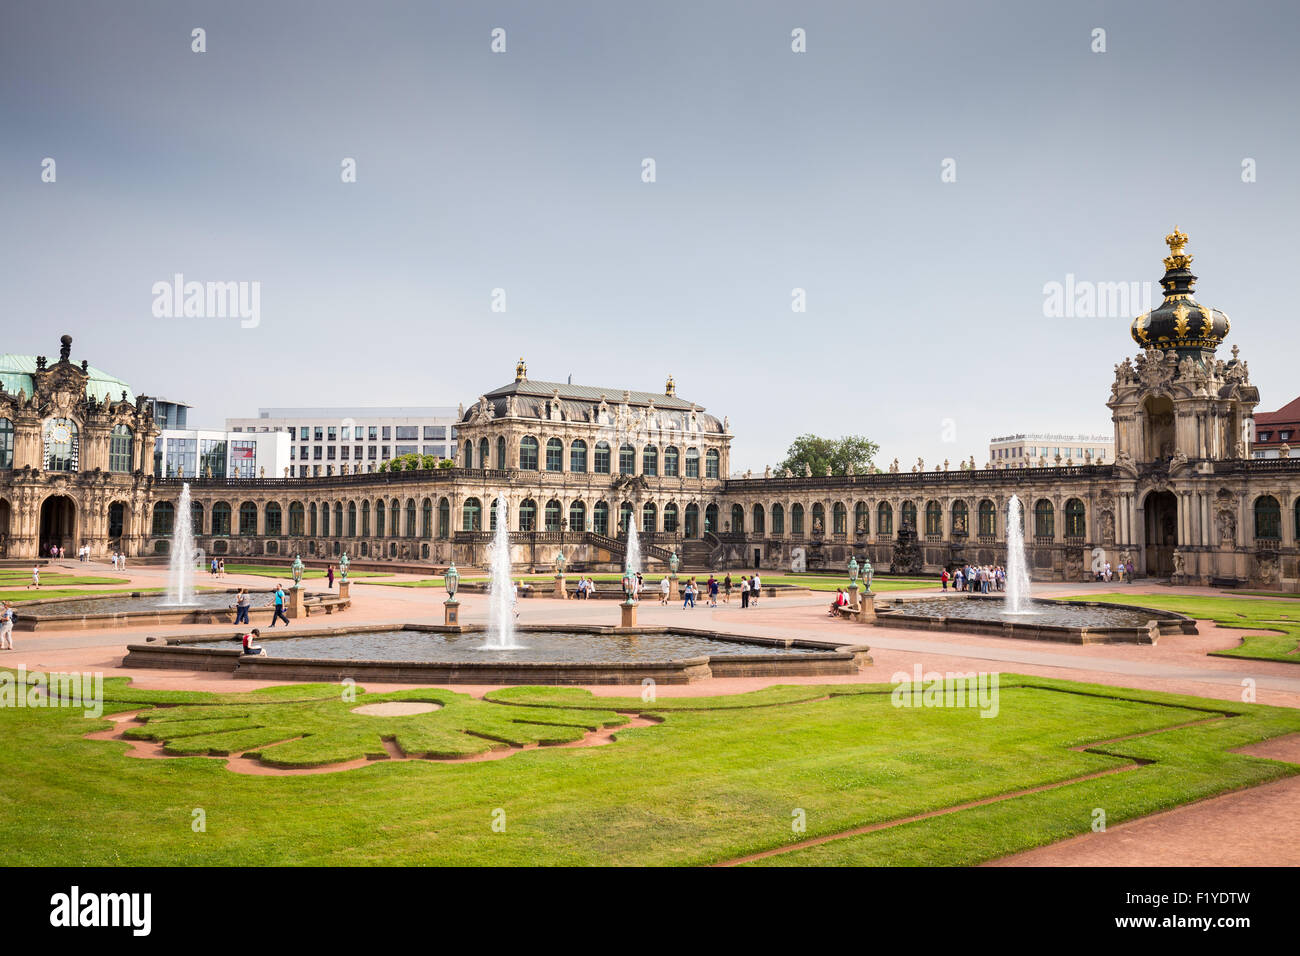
241,628 -> 266,656
829,588 -> 848,616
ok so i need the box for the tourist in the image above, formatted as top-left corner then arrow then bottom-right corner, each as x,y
234,589 -> 251,625
660,576 -> 670,605
941,568 -> 949,590
828,588 -> 847,616
119,552 -> 126,570
723,574 -> 732,603
1117,562 -> 1125,584
241,628 -> 266,657
751,572 -> 761,605
683,579 -> 695,609
512,580 -> 520,618
953,568 -> 964,591
210,557 -> 219,578
636,572 -> 644,600
740,576 -> 750,609
218,558 -> 225,579
28,565 -> 39,590
1126,560 -> 1135,582
708,575 -> 719,607
269,585 -> 289,627
326,565 -> 335,589
0,602 -> 14,650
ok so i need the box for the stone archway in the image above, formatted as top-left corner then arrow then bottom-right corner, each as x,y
0,499 -> 10,557
1143,490 -> 1178,577
40,494 -> 77,555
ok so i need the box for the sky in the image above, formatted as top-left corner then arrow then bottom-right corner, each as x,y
2,0 -> 1297,472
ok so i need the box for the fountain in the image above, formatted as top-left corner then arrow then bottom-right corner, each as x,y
483,495 -> 525,649
625,513 -> 641,580
161,482 -> 198,606
1005,495 -> 1033,615
620,512 -> 642,627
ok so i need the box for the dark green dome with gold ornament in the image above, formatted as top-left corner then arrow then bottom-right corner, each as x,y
1130,227 -> 1231,359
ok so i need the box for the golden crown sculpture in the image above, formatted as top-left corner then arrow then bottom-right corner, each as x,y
1162,225 -> 1193,271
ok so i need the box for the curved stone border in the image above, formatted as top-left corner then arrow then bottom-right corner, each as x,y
18,589 -> 349,631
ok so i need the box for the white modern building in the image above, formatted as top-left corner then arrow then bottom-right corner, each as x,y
225,406 -> 460,478
988,432 -> 1114,467
155,428 -> 290,479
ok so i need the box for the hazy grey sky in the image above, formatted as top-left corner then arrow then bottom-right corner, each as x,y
2,1 -> 1296,471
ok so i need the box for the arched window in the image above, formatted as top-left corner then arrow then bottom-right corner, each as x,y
752,503 -> 765,534
496,436 -> 506,470
594,441 -> 611,474
288,502 -> 304,536
664,446 -> 679,477
772,503 -> 785,535
264,502 -> 282,536
191,501 -> 203,535
593,501 -> 610,536
43,418 -> 79,472
731,504 -> 744,533
877,502 -> 893,536
0,418 -> 13,469
569,500 -> 587,532
346,501 -> 356,537
924,500 -> 942,536
855,501 -> 869,535
705,503 -> 719,534
545,499 -> 562,531
479,438 -> 489,471
685,503 -> 699,538
463,442 -> 474,469
151,501 -> 175,536
109,424 -> 133,473
1296,499 -> 1300,541
438,497 -> 450,538
519,498 -> 537,532
901,501 -> 917,530
663,502 -> 679,534
642,445 -> 658,476
361,500 -> 370,536
978,499 -> 996,537
812,502 -> 826,534
705,449 -> 720,479
519,436 -> 539,471
951,500 -> 968,536
405,499 -> 417,537
309,502 -> 318,536
462,498 -> 481,532
834,502 -> 848,535
1034,499 -> 1055,538
212,501 -> 232,536
334,502 -> 342,536
239,501 -> 257,535
619,443 -> 636,474
421,498 -> 432,537
1255,495 -> 1281,540
642,501 -> 657,534
685,447 -> 700,478
375,499 -> 386,537
107,501 -> 125,538
619,501 -> 634,534
389,499 -> 400,537
545,438 -> 563,472
488,497 -> 501,531
570,440 -> 587,473
320,501 -> 331,537
1064,498 -> 1086,538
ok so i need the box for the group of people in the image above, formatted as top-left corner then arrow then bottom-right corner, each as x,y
573,577 -> 599,598
110,551 -> 127,570
209,557 -> 226,579
1095,560 -> 1134,583
942,565 -> 1006,593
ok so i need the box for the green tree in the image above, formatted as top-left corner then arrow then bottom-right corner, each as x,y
378,453 -> 444,472
775,434 -> 880,477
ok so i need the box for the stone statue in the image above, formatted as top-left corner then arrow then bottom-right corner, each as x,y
969,455 -> 976,469
1172,549 -> 1185,575
339,552 -> 350,581
783,467 -> 792,478
291,553 -> 304,588
259,466 -> 265,478
824,464 -> 832,477
283,466 -> 289,478
764,465 -> 771,478
803,462 -> 812,478
847,463 -> 855,476
943,459 -> 949,471
917,457 -> 924,472
1281,443 -> 1291,459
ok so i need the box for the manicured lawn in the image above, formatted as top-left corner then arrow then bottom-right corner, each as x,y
2,671 -> 1297,865
1087,592 -> 1300,663
216,563 -> 391,580
379,573 -> 934,593
0,573 -> 128,587
0,586 -> 167,603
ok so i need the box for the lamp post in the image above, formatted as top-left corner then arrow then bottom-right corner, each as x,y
847,555 -> 860,610
444,562 -> 460,626
553,549 -> 568,600
620,569 -> 638,629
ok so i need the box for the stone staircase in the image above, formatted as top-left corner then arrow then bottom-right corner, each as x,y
678,539 -> 714,570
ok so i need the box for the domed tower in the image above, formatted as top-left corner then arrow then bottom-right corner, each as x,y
1110,228 -> 1259,472
1130,226 -> 1231,363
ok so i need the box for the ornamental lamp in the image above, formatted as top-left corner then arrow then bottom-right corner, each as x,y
445,563 -> 459,599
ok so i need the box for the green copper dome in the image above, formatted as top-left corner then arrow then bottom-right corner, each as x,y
0,352 -> 136,404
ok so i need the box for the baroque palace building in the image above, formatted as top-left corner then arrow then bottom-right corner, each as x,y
3,231 -> 1299,589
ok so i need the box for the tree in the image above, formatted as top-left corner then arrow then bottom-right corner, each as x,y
377,453 -> 445,472
775,434 -> 880,477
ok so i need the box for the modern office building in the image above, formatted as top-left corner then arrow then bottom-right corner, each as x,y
225,407 -> 460,477
988,433 -> 1114,467
155,428 -> 290,480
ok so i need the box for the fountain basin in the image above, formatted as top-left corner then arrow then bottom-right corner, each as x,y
17,589 -> 350,631
122,623 -> 872,684
875,595 -> 1196,644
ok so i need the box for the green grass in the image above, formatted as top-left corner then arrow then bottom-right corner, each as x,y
1,671 -> 1297,865
0,586 -> 168,603
0,573 -> 128,587
379,572 -> 934,593
216,563 -> 390,580
1087,592 -> 1300,663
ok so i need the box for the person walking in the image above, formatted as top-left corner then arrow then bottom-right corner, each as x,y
740,576 -> 750,609
0,602 -> 14,650
682,579 -> 695,609
660,576 -> 670,605
941,568 -> 950,590
28,565 -> 39,590
326,564 -> 335,589
751,572 -> 761,606
234,588 -> 251,625
723,573 -> 732,604
269,584 -> 290,627
218,557 -> 225,580
708,575 -> 719,607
